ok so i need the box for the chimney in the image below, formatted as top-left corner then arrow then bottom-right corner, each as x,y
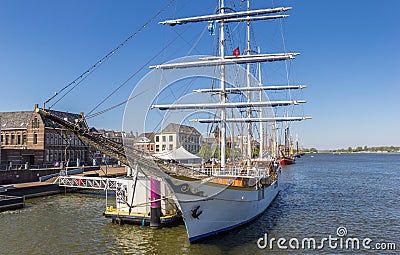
34,104 -> 39,109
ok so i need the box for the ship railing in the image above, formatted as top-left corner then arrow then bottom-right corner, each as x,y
194,166 -> 268,178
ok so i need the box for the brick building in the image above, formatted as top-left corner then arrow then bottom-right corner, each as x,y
95,129 -> 123,144
134,133 -> 155,154
0,104 -> 90,167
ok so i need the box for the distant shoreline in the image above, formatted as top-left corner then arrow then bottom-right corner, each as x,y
303,146 -> 400,154
310,151 -> 400,154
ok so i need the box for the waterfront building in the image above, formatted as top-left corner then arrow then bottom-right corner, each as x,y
95,129 -> 123,144
154,123 -> 201,154
134,133 -> 155,154
0,104 -> 90,168
122,131 -> 136,148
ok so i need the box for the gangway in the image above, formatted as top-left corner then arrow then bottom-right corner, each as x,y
54,176 -> 118,190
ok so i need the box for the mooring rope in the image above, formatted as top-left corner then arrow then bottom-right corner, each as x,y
44,0 -> 177,110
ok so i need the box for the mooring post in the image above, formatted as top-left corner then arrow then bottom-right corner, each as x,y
150,177 -> 161,228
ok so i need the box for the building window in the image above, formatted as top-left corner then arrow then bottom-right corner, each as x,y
23,133 -> 27,145
33,133 -> 38,144
32,116 -> 40,129
5,134 -> 9,145
156,145 -> 159,152
17,134 -> 21,145
169,144 -> 173,150
162,136 -> 166,142
162,145 -> 166,151
155,136 -> 159,142
169,135 -> 173,142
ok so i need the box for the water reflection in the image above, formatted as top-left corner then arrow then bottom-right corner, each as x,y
1,154 -> 399,254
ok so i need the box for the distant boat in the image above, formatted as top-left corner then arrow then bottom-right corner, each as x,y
280,156 -> 295,165
279,125 -> 296,165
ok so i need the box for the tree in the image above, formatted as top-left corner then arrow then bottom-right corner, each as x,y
252,147 -> 259,158
199,143 -> 213,160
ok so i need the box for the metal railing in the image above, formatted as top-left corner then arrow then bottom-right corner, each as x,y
194,166 -> 269,178
54,176 -> 117,190
0,164 -> 60,171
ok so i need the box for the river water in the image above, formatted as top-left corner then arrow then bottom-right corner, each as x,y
1,153 -> 399,254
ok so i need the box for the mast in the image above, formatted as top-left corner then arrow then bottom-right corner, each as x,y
158,7 -> 292,25
193,85 -> 307,93
246,0 -> 252,165
190,116 -> 311,123
219,0 -> 227,169
151,100 -> 305,110
258,47 -> 264,160
153,2 -> 311,165
284,124 -> 289,156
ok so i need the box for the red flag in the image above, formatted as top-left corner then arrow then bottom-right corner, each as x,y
232,47 -> 240,58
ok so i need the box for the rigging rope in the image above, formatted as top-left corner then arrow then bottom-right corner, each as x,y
44,0 -> 177,110
85,25 -> 192,119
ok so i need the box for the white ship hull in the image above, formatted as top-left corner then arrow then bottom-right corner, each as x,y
166,172 -> 281,242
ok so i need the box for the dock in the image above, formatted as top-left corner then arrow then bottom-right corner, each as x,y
5,181 -> 65,199
0,195 -> 25,212
1,166 -> 127,202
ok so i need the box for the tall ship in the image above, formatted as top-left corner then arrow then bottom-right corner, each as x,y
36,0 -> 310,243
121,0 -> 311,242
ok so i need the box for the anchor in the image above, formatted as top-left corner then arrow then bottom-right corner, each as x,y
191,205 -> 203,219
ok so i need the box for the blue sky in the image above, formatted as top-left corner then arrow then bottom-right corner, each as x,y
0,0 -> 399,150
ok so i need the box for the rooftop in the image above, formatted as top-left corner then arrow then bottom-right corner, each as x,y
161,123 -> 201,136
0,105 -> 86,130
0,111 -> 32,130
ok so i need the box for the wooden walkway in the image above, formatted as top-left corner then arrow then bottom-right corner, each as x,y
76,166 -> 126,177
